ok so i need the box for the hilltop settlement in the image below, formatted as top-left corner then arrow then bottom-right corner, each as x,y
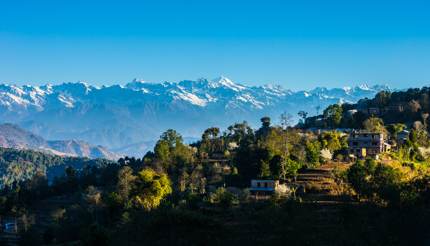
1,87 -> 430,245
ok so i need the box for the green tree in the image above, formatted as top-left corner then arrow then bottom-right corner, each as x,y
200,127 -> 224,156
387,123 -> 406,140
284,158 -> 302,178
202,127 -> 220,141
116,166 -> 136,207
226,121 -> 254,144
269,155 -> 283,179
363,117 -> 387,134
209,187 -> 238,208
256,117 -> 272,139
374,91 -> 391,107
372,164 -> 402,203
154,140 -> 171,169
347,159 -> 402,204
347,159 -> 376,199
235,146 -> 257,182
160,129 -> 183,149
319,131 -> 345,152
305,141 -> 321,166
323,104 -> 343,128
259,160 -> 271,178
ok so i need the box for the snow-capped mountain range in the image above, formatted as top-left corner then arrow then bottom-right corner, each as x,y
0,77 -> 389,157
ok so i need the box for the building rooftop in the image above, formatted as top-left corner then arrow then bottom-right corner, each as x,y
350,130 -> 383,134
249,187 -> 275,191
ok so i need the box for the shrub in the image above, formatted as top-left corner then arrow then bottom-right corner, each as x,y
209,187 -> 239,208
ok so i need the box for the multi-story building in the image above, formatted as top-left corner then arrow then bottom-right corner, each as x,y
348,131 -> 391,159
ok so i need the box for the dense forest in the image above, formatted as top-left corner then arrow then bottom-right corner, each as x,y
1,87 -> 430,245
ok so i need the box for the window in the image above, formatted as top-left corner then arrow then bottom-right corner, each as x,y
264,183 -> 268,188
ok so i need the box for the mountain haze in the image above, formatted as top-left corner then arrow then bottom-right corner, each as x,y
0,123 -> 121,160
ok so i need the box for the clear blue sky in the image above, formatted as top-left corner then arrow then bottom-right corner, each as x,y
1,0 -> 430,90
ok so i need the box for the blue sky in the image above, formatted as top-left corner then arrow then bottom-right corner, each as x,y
1,0 -> 430,90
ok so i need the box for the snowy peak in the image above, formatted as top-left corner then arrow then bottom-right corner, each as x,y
210,76 -> 246,91
170,89 -> 209,107
261,84 -> 289,97
0,79 -> 390,110
53,82 -> 94,95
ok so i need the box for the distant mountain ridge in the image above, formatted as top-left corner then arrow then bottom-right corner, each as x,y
0,77 -> 389,156
0,123 -> 121,160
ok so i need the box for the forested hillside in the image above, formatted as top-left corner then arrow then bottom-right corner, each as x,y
0,147 -> 115,187
0,108 -> 429,245
305,87 -> 430,129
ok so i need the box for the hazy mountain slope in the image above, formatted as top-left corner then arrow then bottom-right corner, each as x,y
0,77 -> 389,157
0,123 -> 121,160
0,123 -> 47,149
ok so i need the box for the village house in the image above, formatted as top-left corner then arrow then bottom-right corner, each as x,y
348,131 -> 391,159
249,179 -> 289,199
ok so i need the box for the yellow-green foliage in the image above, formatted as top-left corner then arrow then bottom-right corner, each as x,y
132,168 -> 172,211
347,155 -> 430,206
383,152 -> 430,182
318,131 -> 347,152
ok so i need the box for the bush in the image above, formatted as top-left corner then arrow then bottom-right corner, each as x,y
209,187 -> 239,208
